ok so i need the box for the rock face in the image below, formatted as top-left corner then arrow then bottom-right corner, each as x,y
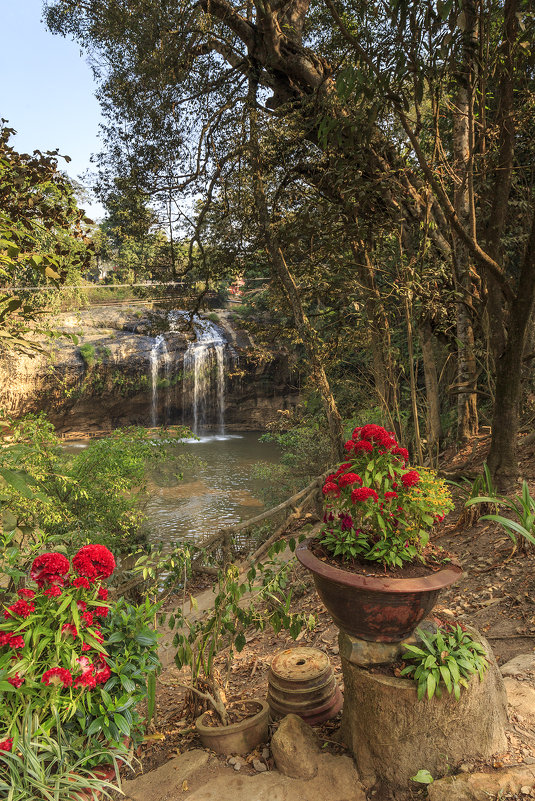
122,749 -> 210,801
340,628 -> 508,788
0,305 -> 300,436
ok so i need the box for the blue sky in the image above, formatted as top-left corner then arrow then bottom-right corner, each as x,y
0,0 -> 105,219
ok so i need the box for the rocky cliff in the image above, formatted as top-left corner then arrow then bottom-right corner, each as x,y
0,305 -> 300,438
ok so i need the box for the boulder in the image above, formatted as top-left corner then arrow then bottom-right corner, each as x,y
427,764 -> 535,801
504,677 -> 535,722
341,628 -> 508,788
271,714 -> 320,779
501,653 -> 535,679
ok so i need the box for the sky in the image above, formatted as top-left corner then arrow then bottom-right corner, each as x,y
0,0 -> 105,219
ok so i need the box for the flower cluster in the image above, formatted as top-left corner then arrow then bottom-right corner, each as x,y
0,544 -> 115,746
319,424 -> 453,567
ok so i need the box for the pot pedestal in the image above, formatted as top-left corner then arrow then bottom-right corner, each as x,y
339,626 -> 509,788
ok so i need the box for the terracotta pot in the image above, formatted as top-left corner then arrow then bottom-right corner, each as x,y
195,699 -> 269,755
296,538 -> 462,642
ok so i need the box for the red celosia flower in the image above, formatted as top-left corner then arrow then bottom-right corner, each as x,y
352,439 -> 373,454
42,667 -> 73,688
0,739 -> 13,752
334,462 -> 353,476
343,440 -> 355,452
384,491 -> 399,501
74,666 -> 96,690
351,426 -> 362,440
97,587 -> 108,601
338,473 -> 362,488
0,633 -> 12,647
17,589 -> 35,599
72,577 -> 91,590
95,606 -> 109,619
351,487 -> 379,503
77,601 -> 87,611
393,446 -> 409,462
7,673 -> 24,688
401,470 -> 420,488
43,586 -> 62,598
4,599 -> 35,619
82,611 -> 94,626
61,623 -> 78,639
94,658 -> 111,685
8,636 -> 24,649
30,552 -> 70,588
92,628 -> 104,644
82,642 -> 91,652
72,545 -> 115,581
322,482 -> 339,496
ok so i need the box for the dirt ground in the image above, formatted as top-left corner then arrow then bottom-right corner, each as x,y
123,433 -> 535,800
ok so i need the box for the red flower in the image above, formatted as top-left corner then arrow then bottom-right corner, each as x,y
334,462 -> 353,476
95,606 -> 109,619
72,577 -> 91,590
61,623 -> 78,639
17,589 -> 35,599
0,739 -> 13,752
343,440 -> 355,452
7,673 -> 24,688
401,470 -> 420,488
42,667 -> 73,688
97,587 -> 108,601
74,666 -> 96,690
322,482 -> 340,496
77,601 -> 87,612
8,636 -> 24,649
393,446 -> 409,462
351,426 -> 362,440
351,487 -> 379,503
82,642 -> 91,652
0,633 -> 11,647
338,473 -> 362,488
30,553 -> 70,588
43,586 -> 62,598
4,599 -> 35,619
72,545 -> 115,581
94,658 -> 111,685
384,491 -> 399,501
82,611 -> 94,626
352,440 -> 373,454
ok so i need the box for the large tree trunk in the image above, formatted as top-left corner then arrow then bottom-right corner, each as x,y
488,207 -> 535,487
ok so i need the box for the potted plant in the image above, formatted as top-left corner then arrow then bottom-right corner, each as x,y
167,545 -> 310,755
296,423 -> 460,642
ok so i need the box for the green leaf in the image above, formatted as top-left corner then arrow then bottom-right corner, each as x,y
411,769 -> 434,784
235,631 -> 246,652
427,672 -> 436,699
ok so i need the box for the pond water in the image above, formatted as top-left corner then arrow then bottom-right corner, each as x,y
145,431 -> 281,550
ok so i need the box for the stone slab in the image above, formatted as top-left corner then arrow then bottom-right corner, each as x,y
501,653 -> 535,678
185,753 -> 365,801
504,677 -> 535,722
428,764 -> 535,801
122,749 -> 210,801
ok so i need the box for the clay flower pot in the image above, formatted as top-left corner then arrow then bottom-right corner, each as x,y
296,538 -> 462,642
195,699 -> 269,755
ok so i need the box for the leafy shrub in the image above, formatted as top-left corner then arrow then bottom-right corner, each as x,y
401,624 -> 488,700
79,343 -> 96,368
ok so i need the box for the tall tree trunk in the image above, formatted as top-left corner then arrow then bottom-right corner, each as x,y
453,0 -> 479,443
248,77 -> 344,462
488,206 -> 535,487
419,319 -> 443,462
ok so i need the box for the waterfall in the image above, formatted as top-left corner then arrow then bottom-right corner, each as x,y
171,312 -> 233,435
149,334 -> 168,427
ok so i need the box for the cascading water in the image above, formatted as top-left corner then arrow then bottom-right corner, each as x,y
149,334 -> 168,427
171,312 -> 234,435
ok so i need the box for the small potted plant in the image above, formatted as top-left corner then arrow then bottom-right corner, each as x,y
296,424 -> 460,642
168,545 -> 310,755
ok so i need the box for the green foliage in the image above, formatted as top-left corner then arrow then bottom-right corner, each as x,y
0,124 -> 91,353
401,624 -> 489,701
79,342 -> 96,367
466,479 -> 535,549
0,706 -> 125,801
411,769 -> 434,785
167,539 -> 313,722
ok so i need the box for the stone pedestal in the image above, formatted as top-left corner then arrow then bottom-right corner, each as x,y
339,627 -> 508,788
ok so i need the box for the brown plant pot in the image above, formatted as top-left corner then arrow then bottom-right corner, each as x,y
195,699 -> 269,756
296,538 -> 462,642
